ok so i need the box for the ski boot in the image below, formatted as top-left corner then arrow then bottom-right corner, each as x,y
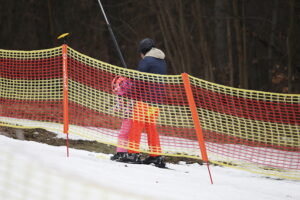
126,153 -> 142,164
143,156 -> 166,168
110,152 -> 128,161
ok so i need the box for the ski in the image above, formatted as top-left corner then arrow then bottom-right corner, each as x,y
93,153 -> 173,170
115,160 -> 173,170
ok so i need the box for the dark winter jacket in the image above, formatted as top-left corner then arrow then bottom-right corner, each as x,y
137,48 -> 167,75
135,48 -> 167,104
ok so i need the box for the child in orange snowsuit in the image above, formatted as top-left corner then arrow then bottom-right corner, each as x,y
128,101 -> 161,156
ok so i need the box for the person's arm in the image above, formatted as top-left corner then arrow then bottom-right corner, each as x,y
137,58 -> 150,72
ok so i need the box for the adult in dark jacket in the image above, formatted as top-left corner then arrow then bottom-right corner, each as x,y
137,39 -> 167,75
126,38 -> 167,167
111,38 -> 167,163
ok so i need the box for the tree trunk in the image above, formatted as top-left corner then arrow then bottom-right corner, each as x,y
287,0 -> 295,93
268,0 -> 279,86
241,0 -> 248,88
233,0 -> 245,88
192,1 -> 215,82
214,0 -> 228,84
227,18 -> 234,86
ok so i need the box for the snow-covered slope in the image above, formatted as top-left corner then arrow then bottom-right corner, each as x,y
0,135 -> 299,200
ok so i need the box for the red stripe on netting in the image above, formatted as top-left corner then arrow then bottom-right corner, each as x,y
69,102 -> 121,128
206,137 -> 300,170
68,101 -> 194,137
193,86 -> 300,125
204,129 -> 300,170
207,143 -> 300,170
0,98 -> 63,123
158,126 -> 197,140
70,100 -> 200,149
0,57 -> 62,79
0,95 -> 195,144
68,57 -> 189,105
68,102 -> 201,152
68,57 -> 113,93
203,129 -> 300,152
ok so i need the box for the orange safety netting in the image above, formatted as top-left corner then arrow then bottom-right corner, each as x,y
0,45 -> 299,180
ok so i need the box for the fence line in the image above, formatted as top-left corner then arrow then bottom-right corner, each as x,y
0,45 -> 299,180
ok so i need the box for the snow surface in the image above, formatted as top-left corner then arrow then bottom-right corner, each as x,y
0,135 -> 299,200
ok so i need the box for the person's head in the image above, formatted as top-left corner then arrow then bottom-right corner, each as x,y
138,38 -> 155,56
112,76 -> 131,95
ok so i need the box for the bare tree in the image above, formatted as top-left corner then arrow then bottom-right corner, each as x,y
232,0 -> 247,88
214,0 -> 228,84
287,0 -> 296,93
226,17 -> 234,86
192,1 -> 214,81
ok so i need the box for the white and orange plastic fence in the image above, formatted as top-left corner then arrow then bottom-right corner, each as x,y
0,45 -> 299,180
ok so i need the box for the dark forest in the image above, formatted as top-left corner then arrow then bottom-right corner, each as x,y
1,0 -> 299,93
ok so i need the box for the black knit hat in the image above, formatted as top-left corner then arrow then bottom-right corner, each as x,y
138,38 -> 155,55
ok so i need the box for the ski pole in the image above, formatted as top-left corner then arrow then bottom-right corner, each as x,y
97,0 -> 127,68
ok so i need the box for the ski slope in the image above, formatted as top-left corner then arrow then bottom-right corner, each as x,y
0,135 -> 299,200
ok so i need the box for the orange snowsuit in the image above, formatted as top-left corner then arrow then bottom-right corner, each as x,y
128,101 -> 161,156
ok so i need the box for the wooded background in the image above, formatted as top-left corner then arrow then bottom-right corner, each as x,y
1,0 -> 299,93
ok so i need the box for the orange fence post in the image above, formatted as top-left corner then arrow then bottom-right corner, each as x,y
62,44 -> 69,157
181,73 -> 213,184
